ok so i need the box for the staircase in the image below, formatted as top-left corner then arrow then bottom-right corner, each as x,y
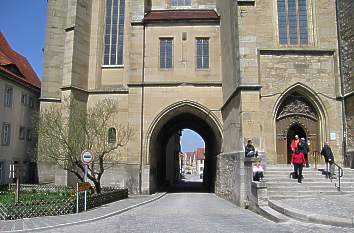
265,165 -> 354,200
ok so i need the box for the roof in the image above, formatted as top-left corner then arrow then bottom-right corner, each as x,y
195,148 -> 205,160
0,32 -> 41,90
144,10 -> 219,22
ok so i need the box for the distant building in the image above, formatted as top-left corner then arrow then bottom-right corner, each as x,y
0,32 -> 41,184
195,148 -> 205,177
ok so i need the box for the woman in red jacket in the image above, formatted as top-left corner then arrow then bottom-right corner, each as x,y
291,148 -> 306,183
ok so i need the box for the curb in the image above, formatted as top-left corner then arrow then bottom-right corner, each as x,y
1,192 -> 167,233
268,200 -> 354,228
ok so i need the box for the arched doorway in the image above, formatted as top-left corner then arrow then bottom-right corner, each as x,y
147,102 -> 222,193
276,92 -> 320,164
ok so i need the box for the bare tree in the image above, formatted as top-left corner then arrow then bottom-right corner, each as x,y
36,98 -> 133,193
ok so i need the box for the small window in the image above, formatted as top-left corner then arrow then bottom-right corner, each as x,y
200,167 -> 203,172
27,129 -> 32,141
19,127 -> 25,140
196,38 -> 209,69
21,94 -> 27,106
172,0 -> 192,7
2,123 -> 11,145
160,38 -> 173,69
4,86 -> 13,107
108,127 -> 116,143
29,96 -> 34,108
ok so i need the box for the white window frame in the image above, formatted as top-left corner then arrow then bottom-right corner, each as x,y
159,38 -> 173,69
2,123 -> 11,145
196,38 -> 209,69
0,161 -> 4,184
19,126 -> 26,140
4,86 -> 13,107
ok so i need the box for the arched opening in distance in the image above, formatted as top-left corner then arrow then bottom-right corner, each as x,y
147,102 -> 222,193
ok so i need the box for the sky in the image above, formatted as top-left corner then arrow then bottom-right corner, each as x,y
0,1 -> 47,78
0,1 -> 204,153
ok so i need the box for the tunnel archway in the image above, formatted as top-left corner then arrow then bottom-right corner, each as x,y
146,101 -> 222,193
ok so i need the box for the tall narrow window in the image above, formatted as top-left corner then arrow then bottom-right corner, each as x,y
277,0 -> 308,45
160,39 -> 173,69
196,38 -> 209,69
4,86 -> 13,107
27,129 -> 32,141
2,123 -> 11,145
108,127 -> 116,144
19,127 -> 25,140
103,0 -> 125,65
172,0 -> 192,7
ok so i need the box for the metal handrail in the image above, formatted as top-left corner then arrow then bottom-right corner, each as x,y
330,162 -> 344,191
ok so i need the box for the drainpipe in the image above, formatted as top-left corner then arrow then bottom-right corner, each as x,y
139,21 -> 146,194
335,0 -> 347,166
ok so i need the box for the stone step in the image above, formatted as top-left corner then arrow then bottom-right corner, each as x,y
267,190 -> 347,197
266,186 -> 354,192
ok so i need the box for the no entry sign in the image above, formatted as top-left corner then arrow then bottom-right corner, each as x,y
81,149 -> 94,165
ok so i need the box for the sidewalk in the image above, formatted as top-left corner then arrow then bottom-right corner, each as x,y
0,193 -> 166,233
268,193 -> 354,228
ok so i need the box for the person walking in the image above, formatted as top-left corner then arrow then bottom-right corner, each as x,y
290,135 -> 300,153
291,148 -> 306,183
298,137 -> 309,167
321,142 -> 335,178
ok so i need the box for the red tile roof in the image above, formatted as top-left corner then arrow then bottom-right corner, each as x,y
0,32 -> 41,90
195,148 -> 205,160
144,10 -> 219,22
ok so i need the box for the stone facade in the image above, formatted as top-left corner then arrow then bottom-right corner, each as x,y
40,0 -> 344,206
337,0 -> 354,167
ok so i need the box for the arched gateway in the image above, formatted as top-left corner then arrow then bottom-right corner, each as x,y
146,101 -> 222,193
275,87 -> 326,164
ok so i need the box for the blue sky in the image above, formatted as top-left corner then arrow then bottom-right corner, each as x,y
0,1 -> 204,153
0,1 -> 47,78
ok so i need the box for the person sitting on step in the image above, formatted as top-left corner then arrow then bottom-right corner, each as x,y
253,159 -> 264,181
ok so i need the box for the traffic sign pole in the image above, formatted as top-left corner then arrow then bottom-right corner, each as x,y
84,164 -> 88,211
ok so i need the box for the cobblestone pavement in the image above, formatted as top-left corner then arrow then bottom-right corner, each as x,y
274,194 -> 354,218
38,193 -> 354,233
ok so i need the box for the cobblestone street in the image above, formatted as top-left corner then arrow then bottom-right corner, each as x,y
38,192 -> 354,233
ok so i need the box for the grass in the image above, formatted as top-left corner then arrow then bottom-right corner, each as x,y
0,191 -> 74,204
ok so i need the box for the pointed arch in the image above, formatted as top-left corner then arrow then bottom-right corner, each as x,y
273,83 -> 327,122
273,83 -> 328,164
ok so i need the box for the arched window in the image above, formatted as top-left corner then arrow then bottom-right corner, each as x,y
277,0 -> 309,45
108,127 -> 117,144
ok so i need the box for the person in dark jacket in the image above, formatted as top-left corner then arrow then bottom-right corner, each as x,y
298,138 -> 310,167
245,139 -> 257,157
291,148 -> 306,183
321,142 -> 335,178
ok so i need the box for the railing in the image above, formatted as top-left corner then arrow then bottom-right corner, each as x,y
312,151 -> 320,169
327,162 -> 344,191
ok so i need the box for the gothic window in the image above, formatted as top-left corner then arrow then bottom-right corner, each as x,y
103,0 -> 125,66
277,0 -> 309,45
108,127 -> 117,144
160,38 -> 173,69
172,0 -> 192,7
196,38 -> 209,69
